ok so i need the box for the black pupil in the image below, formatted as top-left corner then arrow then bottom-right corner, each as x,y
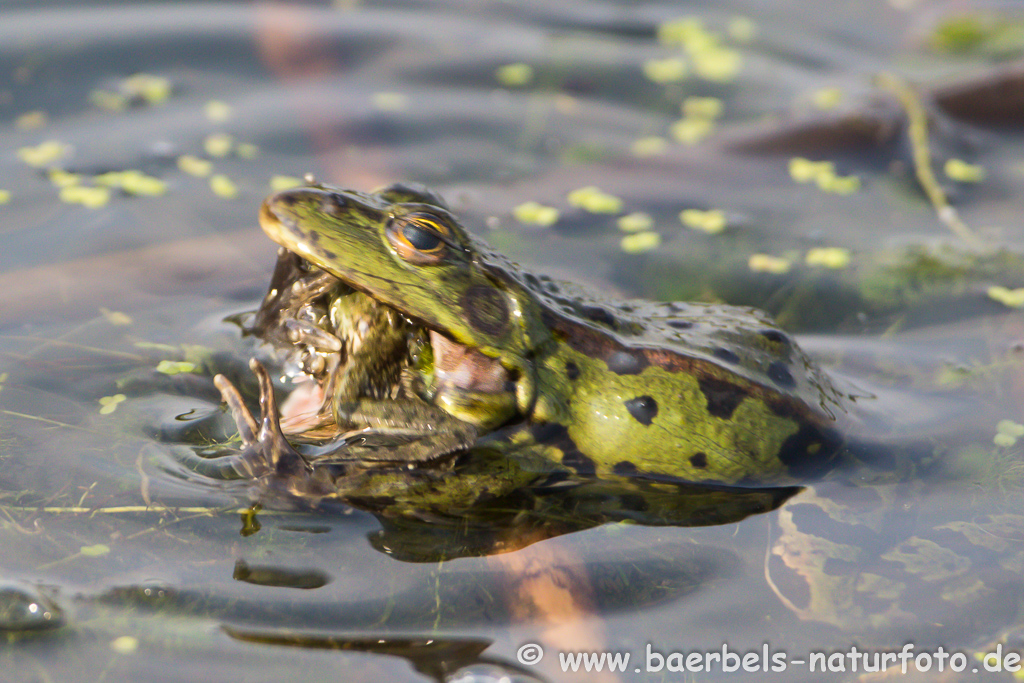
404,224 -> 442,251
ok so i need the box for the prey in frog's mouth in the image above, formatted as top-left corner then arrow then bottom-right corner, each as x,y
253,247 -> 513,439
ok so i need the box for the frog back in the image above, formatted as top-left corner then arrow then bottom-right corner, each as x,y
483,252 -> 851,486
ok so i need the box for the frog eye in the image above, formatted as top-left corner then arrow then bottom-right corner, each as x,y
402,223 -> 442,251
386,213 -> 451,264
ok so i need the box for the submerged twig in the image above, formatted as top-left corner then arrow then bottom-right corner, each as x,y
0,409 -> 101,434
0,335 -> 148,362
0,504 -> 289,515
876,72 -> 983,248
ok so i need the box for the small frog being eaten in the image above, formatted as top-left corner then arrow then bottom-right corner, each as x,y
191,180 -> 850,499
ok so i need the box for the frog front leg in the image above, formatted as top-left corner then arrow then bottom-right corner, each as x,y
333,398 -> 478,464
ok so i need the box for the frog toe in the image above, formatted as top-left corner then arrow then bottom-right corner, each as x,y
248,358 -> 311,478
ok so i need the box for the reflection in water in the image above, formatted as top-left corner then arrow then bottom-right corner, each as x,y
0,581 -> 65,633
362,479 -> 798,562
232,559 -> 331,590
222,629 -> 544,683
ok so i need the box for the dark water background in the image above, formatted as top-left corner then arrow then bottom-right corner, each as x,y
1,1 -> 1023,681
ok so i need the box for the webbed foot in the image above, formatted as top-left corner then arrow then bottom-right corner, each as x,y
171,359 -> 314,485
215,358 -> 312,479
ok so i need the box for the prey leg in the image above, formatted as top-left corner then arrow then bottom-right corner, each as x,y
172,359 -> 310,481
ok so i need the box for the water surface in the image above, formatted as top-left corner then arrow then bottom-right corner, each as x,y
1,1 -> 1023,681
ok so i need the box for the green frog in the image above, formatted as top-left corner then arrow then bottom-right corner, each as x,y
218,181 -> 848,488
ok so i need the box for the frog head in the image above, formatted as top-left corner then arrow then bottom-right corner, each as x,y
259,182 -> 547,420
